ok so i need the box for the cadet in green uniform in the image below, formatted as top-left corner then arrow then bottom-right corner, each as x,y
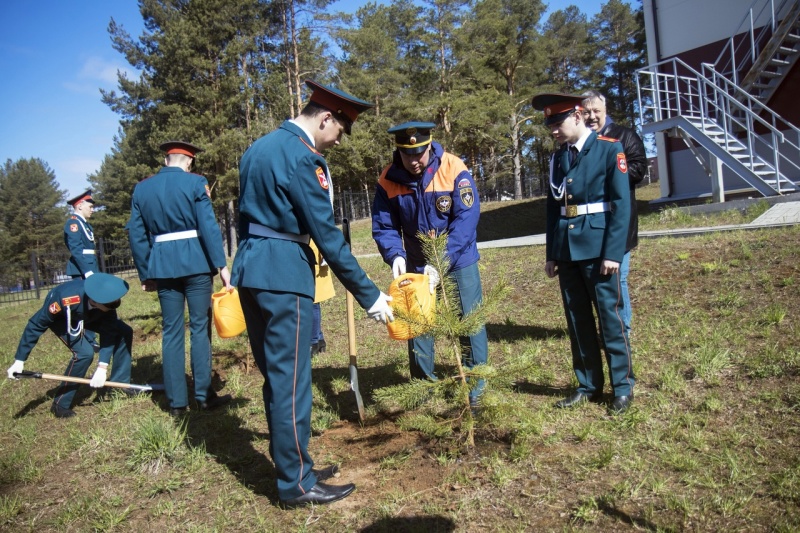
532,93 -> 635,415
232,80 -> 394,508
128,141 -> 233,417
64,190 -> 100,348
64,190 -> 98,279
5,274 -> 133,418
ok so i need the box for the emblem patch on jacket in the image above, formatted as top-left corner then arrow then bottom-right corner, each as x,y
436,195 -> 452,213
316,167 -> 329,190
62,295 -> 81,306
617,153 -> 628,173
49,302 -> 62,315
457,178 -> 471,188
460,187 -> 474,208
70,224 -> 78,232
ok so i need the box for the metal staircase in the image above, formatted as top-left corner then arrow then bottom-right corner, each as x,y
714,0 -> 800,103
636,0 -> 800,199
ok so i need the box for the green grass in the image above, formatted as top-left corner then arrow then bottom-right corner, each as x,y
0,196 -> 799,530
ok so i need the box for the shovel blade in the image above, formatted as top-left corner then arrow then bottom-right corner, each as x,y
349,361 -> 365,421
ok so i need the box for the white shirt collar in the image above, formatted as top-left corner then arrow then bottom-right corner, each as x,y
290,119 -> 316,148
570,129 -> 592,153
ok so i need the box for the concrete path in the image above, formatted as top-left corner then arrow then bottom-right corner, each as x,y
476,201 -> 800,250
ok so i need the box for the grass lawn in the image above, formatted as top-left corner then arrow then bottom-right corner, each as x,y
1,191 -> 798,531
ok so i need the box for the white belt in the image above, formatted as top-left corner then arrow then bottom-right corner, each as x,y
248,223 -> 310,244
82,250 -> 95,255
561,202 -> 610,218
153,229 -> 198,243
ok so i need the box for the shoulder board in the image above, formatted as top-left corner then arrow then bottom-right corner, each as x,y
61,295 -> 81,306
597,135 -> 619,143
298,136 -> 321,155
69,215 -> 77,220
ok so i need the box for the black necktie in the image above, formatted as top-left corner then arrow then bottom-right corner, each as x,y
569,145 -> 578,167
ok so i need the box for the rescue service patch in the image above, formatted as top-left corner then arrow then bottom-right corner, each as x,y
436,195 -> 452,213
62,295 -> 81,306
48,302 -> 61,315
617,153 -> 628,173
205,184 -> 211,198
316,167 -> 329,190
460,187 -> 475,208
70,224 -> 78,232
457,178 -> 471,189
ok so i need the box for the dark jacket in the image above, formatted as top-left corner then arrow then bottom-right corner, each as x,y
599,118 -> 647,251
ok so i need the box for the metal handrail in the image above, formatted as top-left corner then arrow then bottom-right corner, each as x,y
712,0 -> 795,84
637,57 -> 800,194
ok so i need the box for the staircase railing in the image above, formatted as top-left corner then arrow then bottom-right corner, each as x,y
637,57 -> 800,193
713,0 -> 797,85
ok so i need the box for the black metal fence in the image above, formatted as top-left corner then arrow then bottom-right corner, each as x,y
0,238 -> 135,305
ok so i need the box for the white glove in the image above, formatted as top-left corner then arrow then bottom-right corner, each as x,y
392,256 -> 406,279
366,292 -> 394,324
90,363 -> 108,388
423,265 -> 440,294
7,360 -> 24,380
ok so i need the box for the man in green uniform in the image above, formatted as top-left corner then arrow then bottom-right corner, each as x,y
532,93 -> 635,415
6,273 -> 133,418
64,190 -> 98,279
232,80 -> 394,508
128,141 -> 233,417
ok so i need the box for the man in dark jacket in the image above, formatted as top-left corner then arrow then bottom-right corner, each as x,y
582,91 -> 647,335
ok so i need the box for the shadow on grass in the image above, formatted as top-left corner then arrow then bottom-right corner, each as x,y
314,362 -> 408,423
183,399 -> 280,503
360,515 -> 456,532
513,381 -> 573,400
599,500 -> 659,530
477,199 -> 547,242
486,322 -> 565,342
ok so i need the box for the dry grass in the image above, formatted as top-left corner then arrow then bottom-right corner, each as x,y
1,197 -> 799,531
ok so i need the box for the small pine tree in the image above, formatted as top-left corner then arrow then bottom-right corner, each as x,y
373,231 -> 506,448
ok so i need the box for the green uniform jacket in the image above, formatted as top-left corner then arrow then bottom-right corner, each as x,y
232,121 -> 379,309
128,167 -> 227,281
14,278 -> 123,366
64,214 -> 97,277
546,132 -> 631,263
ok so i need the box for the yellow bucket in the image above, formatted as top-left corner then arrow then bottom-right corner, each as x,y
212,288 -> 246,338
387,273 -> 436,340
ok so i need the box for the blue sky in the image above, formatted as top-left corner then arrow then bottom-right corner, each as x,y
0,0 -> 616,200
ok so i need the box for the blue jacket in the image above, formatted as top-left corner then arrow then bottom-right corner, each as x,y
546,132 -> 631,263
231,121 -> 379,309
128,166 -> 227,281
14,278 -> 123,365
372,142 -> 480,272
64,215 -> 97,277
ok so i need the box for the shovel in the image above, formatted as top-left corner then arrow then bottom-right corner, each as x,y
343,218 -> 366,421
13,370 -> 164,392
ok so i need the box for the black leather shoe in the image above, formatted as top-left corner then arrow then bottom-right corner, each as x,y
169,407 -> 188,418
312,464 -> 339,481
555,391 -> 603,409
51,404 -> 76,418
609,394 -> 633,415
198,391 -> 232,411
281,481 -> 355,508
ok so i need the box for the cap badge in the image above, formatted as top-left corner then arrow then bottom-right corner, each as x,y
409,136 -> 417,145
545,107 -> 552,116
406,127 -> 417,136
